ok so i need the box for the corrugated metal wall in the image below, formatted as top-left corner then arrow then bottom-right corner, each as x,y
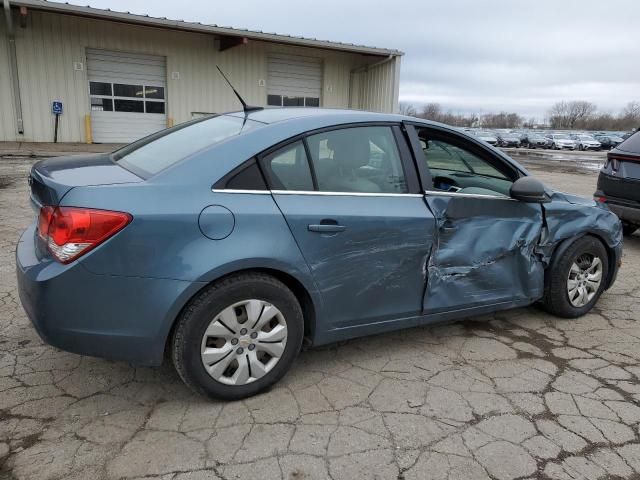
0,9 -> 400,142
351,56 -> 401,114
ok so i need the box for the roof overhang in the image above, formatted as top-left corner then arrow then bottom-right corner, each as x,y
8,0 -> 404,57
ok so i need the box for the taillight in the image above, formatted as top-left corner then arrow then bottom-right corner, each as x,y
594,195 -> 607,203
37,206 -> 132,264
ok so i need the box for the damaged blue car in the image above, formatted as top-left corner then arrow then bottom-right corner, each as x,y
16,108 -> 622,400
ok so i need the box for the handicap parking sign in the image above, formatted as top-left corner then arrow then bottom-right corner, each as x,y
52,101 -> 63,115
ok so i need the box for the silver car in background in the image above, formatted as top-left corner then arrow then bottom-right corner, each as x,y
572,134 -> 602,151
473,130 -> 499,146
547,134 -> 577,150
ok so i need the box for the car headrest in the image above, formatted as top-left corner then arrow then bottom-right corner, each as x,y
327,131 -> 370,171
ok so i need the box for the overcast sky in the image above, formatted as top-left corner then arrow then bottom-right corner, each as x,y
56,0 -> 640,119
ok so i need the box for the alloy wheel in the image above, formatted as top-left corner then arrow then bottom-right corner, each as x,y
200,299 -> 288,385
567,254 -> 603,307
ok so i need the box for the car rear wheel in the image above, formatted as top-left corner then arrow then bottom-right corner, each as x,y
172,273 -> 304,400
540,236 -> 609,318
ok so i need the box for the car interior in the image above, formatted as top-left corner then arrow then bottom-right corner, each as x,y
415,129 -> 515,197
263,126 -> 408,194
261,125 -> 518,198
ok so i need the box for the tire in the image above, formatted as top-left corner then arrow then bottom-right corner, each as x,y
540,235 -> 609,318
578,144 -> 584,151
172,272 -> 304,400
623,223 -> 638,236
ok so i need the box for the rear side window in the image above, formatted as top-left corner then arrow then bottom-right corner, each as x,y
305,126 -> 408,193
114,115 -> 262,177
223,160 -> 267,190
260,141 -> 314,191
617,131 -> 640,154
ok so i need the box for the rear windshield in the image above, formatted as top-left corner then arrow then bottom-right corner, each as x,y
617,131 -> 640,154
113,115 -> 262,177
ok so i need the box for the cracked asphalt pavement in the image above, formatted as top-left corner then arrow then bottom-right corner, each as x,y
1,155 -> 640,480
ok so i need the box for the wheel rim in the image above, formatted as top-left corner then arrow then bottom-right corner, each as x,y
567,254 -> 603,307
200,299 -> 288,386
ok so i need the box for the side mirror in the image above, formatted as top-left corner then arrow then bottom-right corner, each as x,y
510,177 -> 550,203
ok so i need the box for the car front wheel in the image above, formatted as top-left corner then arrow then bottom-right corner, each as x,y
540,236 -> 609,318
172,273 -> 304,400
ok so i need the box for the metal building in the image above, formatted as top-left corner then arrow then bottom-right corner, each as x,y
1,0 -> 403,143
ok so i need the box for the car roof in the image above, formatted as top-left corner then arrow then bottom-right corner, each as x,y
225,107 -> 407,125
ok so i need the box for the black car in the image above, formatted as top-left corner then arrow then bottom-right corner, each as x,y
522,133 -> 549,149
595,131 -> 640,236
595,134 -> 624,150
496,132 -> 521,148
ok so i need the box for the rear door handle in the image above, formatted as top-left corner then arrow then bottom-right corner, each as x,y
308,220 -> 346,233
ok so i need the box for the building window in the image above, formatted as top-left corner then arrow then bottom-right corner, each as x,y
113,84 -> 144,98
145,101 -> 165,114
89,81 -> 166,114
267,95 -> 320,107
115,99 -> 144,113
91,98 -> 113,111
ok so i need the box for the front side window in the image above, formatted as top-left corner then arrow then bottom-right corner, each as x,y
260,141 -> 314,191
415,127 -> 515,197
306,126 -> 408,193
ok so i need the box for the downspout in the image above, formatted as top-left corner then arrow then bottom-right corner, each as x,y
3,0 -> 24,134
348,54 -> 395,112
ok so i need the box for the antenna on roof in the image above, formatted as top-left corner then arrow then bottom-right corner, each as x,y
216,66 -> 263,114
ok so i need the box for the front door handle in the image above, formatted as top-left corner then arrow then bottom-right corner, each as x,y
308,220 -> 346,233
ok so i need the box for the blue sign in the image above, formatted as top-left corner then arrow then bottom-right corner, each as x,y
52,101 -> 63,115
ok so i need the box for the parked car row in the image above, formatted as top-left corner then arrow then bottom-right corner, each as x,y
464,128 -> 632,151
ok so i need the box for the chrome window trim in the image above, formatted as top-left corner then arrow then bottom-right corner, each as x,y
424,190 -> 516,201
271,190 -> 424,198
212,189 -> 270,195
212,188 -> 513,201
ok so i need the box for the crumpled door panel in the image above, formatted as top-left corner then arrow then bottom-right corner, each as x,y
423,195 -> 545,313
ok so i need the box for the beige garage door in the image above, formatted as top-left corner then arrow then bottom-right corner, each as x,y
267,54 -> 322,107
87,49 -> 167,143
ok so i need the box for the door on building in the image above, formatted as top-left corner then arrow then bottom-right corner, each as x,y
267,54 -> 322,108
86,49 -> 167,143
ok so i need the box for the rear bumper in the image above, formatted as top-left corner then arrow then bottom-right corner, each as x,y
16,224 -> 203,366
596,192 -> 640,225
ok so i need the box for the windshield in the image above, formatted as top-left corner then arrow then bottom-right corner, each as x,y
477,131 -> 495,137
114,115 -> 263,177
578,135 -> 595,140
553,134 -> 570,140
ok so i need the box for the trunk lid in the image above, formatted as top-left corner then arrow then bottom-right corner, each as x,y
30,153 -> 142,207
597,151 -> 640,203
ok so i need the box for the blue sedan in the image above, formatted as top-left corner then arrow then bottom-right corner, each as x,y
16,108 -> 622,399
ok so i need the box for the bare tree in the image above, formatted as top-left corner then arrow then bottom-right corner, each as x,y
623,101 -> 640,119
548,100 -> 596,129
399,102 -> 417,117
420,103 -> 442,120
479,112 -> 523,129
